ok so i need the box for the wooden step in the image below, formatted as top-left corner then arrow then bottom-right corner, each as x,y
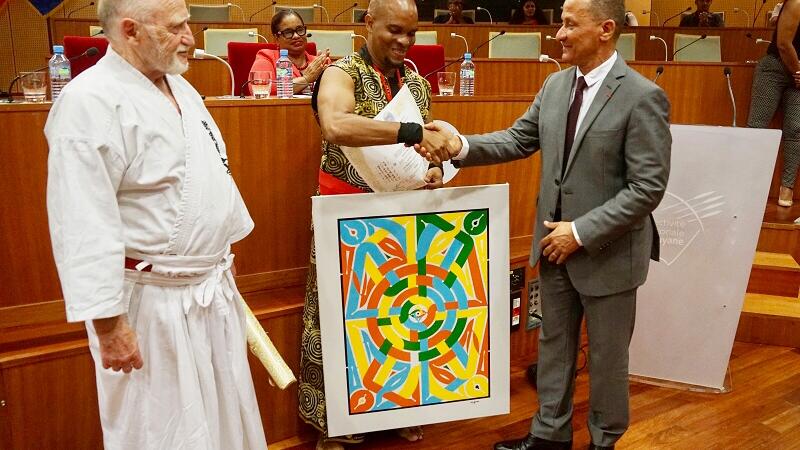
747,252 -> 800,298
757,202 -> 800,262
736,293 -> 800,347
742,293 -> 800,317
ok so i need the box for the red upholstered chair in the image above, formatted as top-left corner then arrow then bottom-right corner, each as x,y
63,36 -> 109,78
228,42 -> 272,97
228,42 -> 319,96
405,44 -> 445,94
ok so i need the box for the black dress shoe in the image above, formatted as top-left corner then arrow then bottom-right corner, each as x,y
494,433 -> 572,450
587,444 -> 614,450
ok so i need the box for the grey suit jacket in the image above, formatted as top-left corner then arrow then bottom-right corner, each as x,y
458,56 -> 671,296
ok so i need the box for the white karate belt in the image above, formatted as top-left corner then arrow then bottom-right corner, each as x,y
124,247 -> 237,315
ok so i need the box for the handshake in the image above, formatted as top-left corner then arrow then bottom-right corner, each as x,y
414,122 -> 463,165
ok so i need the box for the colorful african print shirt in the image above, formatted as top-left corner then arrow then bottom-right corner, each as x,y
318,50 -> 432,192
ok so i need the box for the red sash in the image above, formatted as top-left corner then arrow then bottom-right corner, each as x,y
318,169 -> 367,195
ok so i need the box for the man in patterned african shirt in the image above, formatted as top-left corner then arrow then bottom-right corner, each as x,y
300,0 -> 457,448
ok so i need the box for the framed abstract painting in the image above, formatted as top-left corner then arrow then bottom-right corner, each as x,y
312,184 -> 510,436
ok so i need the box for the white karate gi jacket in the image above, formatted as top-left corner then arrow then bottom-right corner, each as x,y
45,47 -> 268,450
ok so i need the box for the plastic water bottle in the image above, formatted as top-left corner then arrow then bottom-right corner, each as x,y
276,49 -> 293,99
49,45 -> 71,102
459,52 -> 475,96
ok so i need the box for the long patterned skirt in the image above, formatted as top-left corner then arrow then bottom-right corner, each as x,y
298,233 -> 366,444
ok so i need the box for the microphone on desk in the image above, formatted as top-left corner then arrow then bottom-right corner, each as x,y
249,1 -> 277,21
642,10 -> 661,26
753,0 -> 767,27
724,66 -> 736,127
351,33 -> 367,50
313,4 -> 330,22
450,32 -> 469,54
248,31 -> 270,42
227,2 -> 245,21
745,32 -> 771,45
672,34 -> 706,59
194,49 -> 236,98
539,54 -> 561,71
66,1 -> 95,18
422,30 -> 506,79
649,35 -> 668,61
2,47 -> 99,103
332,3 -> 358,22
476,7 -> 493,24
653,65 -> 664,83
193,26 -> 209,38
663,6 -> 691,26
90,28 -> 104,37
733,7 -> 751,28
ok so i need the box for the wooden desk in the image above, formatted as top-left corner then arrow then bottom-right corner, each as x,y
184,59 -> 756,127
49,18 -> 774,62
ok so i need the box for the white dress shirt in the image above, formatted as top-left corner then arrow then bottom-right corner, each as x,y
454,52 -> 619,246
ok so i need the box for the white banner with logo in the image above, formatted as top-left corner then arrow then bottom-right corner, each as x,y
629,125 -> 781,390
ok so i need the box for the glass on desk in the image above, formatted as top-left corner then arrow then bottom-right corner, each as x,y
20,72 -> 46,103
249,71 -> 272,99
437,71 -> 456,96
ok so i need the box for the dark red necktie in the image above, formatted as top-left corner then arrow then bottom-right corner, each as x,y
562,76 -> 587,176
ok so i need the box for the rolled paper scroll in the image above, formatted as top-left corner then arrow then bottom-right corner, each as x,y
240,295 -> 297,389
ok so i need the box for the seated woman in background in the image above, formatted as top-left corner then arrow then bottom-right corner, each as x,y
433,0 -> 475,24
248,9 -> 330,96
679,0 -> 725,27
508,0 -> 549,25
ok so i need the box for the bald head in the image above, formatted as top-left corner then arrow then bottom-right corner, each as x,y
367,0 -> 417,20
96,0 -> 193,81
364,0 -> 418,72
98,0 -> 159,41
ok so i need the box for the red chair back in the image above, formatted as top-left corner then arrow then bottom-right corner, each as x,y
405,44 -> 446,94
228,42 -> 272,97
227,42 -> 319,96
63,36 -> 109,78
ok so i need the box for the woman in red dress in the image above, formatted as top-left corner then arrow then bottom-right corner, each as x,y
248,9 -> 330,96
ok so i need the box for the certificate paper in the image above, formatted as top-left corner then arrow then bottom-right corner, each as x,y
340,85 -> 430,192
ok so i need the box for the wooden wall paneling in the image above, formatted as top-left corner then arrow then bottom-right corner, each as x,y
187,60 -> 758,129
628,61 -> 755,126
48,17 -> 100,44
249,310 -> 307,443
206,100 -> 319,276
0,4 -> 15,91
183,58 -> 235,96
47,19 -> 781,64
634,26 -> 773,62
0,105 -> 63,309
8,0 -> 50,77
471,59 -> 557,95
652,0 -> 782,28
3,0 -> 788,86
736,312 -> 800,348
431,96 -> 539,238
1,344 -> 103,449
0,369 -> 12,446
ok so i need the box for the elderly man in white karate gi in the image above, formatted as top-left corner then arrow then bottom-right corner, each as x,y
44,0 -> 268,448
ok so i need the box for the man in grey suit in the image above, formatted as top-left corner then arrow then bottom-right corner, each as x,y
417,0 -> 670,448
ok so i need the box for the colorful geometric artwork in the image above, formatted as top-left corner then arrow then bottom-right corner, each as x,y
337,209 -> 490,414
